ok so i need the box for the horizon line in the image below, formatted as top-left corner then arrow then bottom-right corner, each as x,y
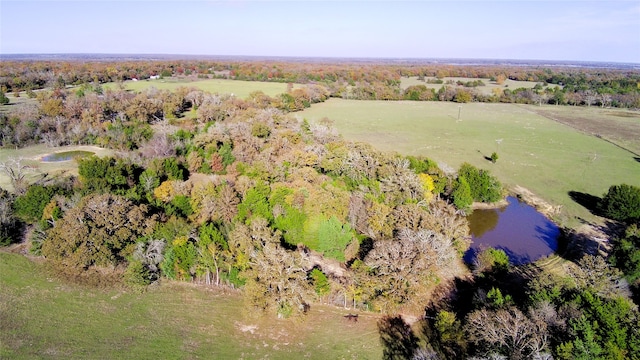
2,53 -> 639,67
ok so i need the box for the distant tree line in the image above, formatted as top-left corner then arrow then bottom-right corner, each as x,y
2,60 -> 639,108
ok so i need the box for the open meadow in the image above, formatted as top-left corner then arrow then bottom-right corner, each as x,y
0,252 -> 382,359
104,77 -> 295,98
400,76 -> 559,96
299,99 -> 640,227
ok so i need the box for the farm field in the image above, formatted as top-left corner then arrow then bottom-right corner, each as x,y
0,252 -> 382,359
400,76 -> 559,96
299,99 -> 640,226
0,145 -> 114,192
103,77 -> 295,98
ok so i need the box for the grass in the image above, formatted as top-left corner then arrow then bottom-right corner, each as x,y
0,145 -> 114,192
103,77 -> 296,98
0,252 -> 382,359
299,99 -> 640,227
400,76 -> 559,96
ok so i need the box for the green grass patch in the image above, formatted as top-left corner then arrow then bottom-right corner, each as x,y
299,100 -> 640,227
104,78 -> 296,98
0,252 -> 382,359
0,145 -> 114,192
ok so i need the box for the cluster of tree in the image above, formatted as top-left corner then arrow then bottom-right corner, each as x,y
2,59 -> 639,108
603,184 -> 640,295
376,183 -> 640,359
2,86 -> 509,317
378,248 -> 640,360
0,81 -> 329,149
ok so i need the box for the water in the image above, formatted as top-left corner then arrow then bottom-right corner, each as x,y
464,196 -> 560,265
41,151 -> 94,162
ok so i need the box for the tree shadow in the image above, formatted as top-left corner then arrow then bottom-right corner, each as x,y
634,157 -> 640,163
477,149 -> 493,163
568,191 -> 602,216
557,220 -> 623,261
378,315 -> 419,360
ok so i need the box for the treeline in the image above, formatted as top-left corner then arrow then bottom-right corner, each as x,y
2,59 -> 639,107
0,82 -> 330,149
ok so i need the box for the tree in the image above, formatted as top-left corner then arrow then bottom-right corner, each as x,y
0,158 -> 37,195
457,163 -> 502,203
364,228 -> 458,310
0,90 -> 9,105
12,184 -> 62,223
467,306 -> 546,359
241,217 -> 312,317
0,189 -> 22,246
600,184 -> 640,224
454,89 -> 472,103
491,152 -> 499,163
452,177 -> 473,211
42,193 -> 156,270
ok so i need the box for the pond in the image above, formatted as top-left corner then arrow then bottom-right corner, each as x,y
41,150 -> 94,162
464,196 -> 560,265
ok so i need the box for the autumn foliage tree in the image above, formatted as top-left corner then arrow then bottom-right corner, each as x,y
42,193 -> 156,270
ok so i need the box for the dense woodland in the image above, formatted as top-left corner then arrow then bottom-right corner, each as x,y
1,59 -> 640,359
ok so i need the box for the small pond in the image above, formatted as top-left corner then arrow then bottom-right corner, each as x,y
41,150 -> 94,162
464,196 -> 560,265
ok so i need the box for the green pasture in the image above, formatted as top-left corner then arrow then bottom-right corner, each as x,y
400,76 -> 559,96
0,252 -> 381,359
104,78 -> 295,98
0,145 -> 113,192
300,99 -> 640,226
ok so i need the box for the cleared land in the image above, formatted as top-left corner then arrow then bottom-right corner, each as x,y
299,99 -> 640,227
104,78 -> 295,98
0,252 -> 382,359
526,105 -> 640,156
0,145 -> 114,191
400,76 -> 559,96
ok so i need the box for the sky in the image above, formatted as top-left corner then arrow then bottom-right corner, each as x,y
1,0 -> 639,63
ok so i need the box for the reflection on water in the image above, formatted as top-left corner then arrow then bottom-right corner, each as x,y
465,196 -> 559,265
41,151 -> 94,162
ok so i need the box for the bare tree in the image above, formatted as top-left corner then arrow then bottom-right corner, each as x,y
0,157 -> 37,195
600,93 -> 612,108
583,90 -> 598,107
467,306 -> 550,360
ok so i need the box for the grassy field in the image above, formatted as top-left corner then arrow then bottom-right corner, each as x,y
299,99 -> 640,227
0,145 -> 114,192
0,252 -> 382,359
103,78 -> 295,98
400,76 -> 559,96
